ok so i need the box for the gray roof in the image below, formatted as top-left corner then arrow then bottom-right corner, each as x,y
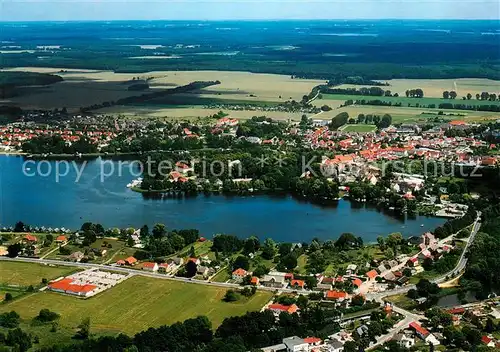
260,343 -> 286,352
328,339 -> 344,348
283,336 -> 306,349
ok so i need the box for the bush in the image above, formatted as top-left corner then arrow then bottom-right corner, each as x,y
0,311 -> 20,328
34,309 -> 60,323
223,290 -> 239,302
4,293 -> 13,302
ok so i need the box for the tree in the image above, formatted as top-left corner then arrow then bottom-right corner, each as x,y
467,93 -> 472,100
377,236 -> 386,250
14,221 -> 26,232
223,290 -> 239,302
261,238 -> 276,260
75,317 -> 91,339
378,114 -> 392,128
152,223 -> 167,239
243,236 -> 260,255
4,293 -> 12,302
335,233 -> 357,250
185,261 -> 198,278
232,255 -> 250,271
281,254 -> 298,270
0,311 -> 20,328
140,225 -> 149,237
7,243 -> 21,258
443,91 -> 450,99
253,265 -> 269,277
278,242 -> 293,257
450,91 -> 457,99
416,278 -> 440,297
5,328 -> 31,352
34,309 -> 59,322
330,112 -> 349,130
351,294 -> 365,306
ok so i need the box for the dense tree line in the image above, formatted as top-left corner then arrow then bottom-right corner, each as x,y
22,135 -> 98,154
461,204 -> 500,297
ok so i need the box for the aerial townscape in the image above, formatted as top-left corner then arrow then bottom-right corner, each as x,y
0,3 -> 500,352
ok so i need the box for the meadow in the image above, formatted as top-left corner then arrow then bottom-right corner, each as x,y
0,276 -> 273,335
0,261 -> 76,287
335,78 -> 500,98
1,67 -> 323,112
322,93 -> 500,108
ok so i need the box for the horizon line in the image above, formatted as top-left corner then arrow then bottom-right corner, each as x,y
1,18 -> 499,23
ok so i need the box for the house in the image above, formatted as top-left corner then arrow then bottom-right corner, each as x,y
142,262 -> 158,272
262,272 -> 287,288
232,268 -> 248,282
383,271 -> 397,282
250,276 -> 259,285
325,290 -> 348,301
168,257 -> 184,266
187,257 -> 201,265
366,269 -> 378,280
303,337 -> 321,347
24,234 -> 37,243
352,278 -> 363,288
409,322 -> 429,339
158,263 -> 171,273
447,307 -> 465,315
346,264 -> 357,275
418,249 -> 432,262
377,264 -> 388,273
268,303 -> 299,316
326,339 -> 344,352
356,325 -> 369,337
407,257 -> 418,267
282,336 -> 309,352
290,279 -> 305,290
316,283 -> 332,291
394,334 -> 415,349
197,265 -> 209,277
482,335 -> 495,347
55,235 -> 67,243
68,251 -> 84,262
124,256 -> 137,266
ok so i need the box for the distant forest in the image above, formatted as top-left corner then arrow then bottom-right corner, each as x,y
0,20 -> 498,81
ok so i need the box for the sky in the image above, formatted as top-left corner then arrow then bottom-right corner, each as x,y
0,0 -> 499,21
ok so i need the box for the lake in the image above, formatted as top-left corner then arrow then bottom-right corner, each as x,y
0,155 -> 446,243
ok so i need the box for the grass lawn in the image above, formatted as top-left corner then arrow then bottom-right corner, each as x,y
323,93 -> 500,108
295,254 -> 308,275
0,261 -> 77,287
0,276 -> 272,336
341,124 -> 376,132
212,268 -> 231,283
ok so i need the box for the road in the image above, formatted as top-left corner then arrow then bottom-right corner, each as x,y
366,212 -> 482,350
0,211 -> 483,349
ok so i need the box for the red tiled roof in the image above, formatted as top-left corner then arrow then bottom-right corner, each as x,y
366,269 -> 378,279
447,307 -> 465,315
125,256 -> 137,265
24,234 -> 37,242
268,303 -> 299,314
304,337 -> 322,344
409,322 -> 430,337
482,336 -> 492,344
325,290 -> 348,300
232,268 -> 247,276
55,235 -> 67,242
352,278 -> 363,287
142,262 -> 157,268
250,276 -> 259,285
291,279 -> 305,288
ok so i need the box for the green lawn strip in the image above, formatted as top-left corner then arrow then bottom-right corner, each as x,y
0,276 -> 272,338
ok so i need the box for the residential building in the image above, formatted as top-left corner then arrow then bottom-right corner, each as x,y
142,262 -> 158,272
282,336 -> 309,352
232,268 -> 248,282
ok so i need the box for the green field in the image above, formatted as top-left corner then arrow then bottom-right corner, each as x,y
0,276 -> 272,336
0,261 -> 77,287
341,124 -> 377,132
323,94 -> 500,108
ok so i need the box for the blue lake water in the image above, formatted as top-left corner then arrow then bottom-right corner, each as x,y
0,155 -> 446,242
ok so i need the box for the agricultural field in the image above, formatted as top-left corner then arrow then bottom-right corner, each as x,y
313,104 -> 500,125
98,105 -> 305,121
334,78 -> 500,98
322,93 -> 500,108
0,276 -> 273,335
1,67 -> 323,112
0,261 -> 76,287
